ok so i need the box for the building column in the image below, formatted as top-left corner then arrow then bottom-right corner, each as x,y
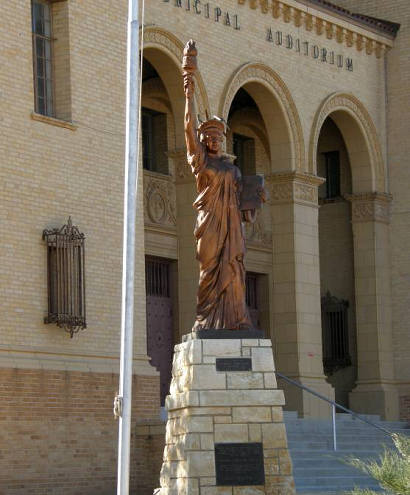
134,154 -> 159,376
347,193 -> 399,420
268,172 -> 334,418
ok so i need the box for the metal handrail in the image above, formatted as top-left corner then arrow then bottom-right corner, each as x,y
275,371 -> 392,451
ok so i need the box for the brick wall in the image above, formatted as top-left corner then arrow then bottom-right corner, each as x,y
0,368 -> 160,494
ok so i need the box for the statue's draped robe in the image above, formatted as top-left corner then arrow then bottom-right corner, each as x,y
188,144 -> 252,330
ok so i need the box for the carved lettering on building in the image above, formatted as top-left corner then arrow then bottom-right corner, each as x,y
163,0 -> 240,30
266,28 -> 354,71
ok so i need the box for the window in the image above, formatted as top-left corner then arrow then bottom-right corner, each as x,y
43,217 -> 86,337
142,108 -> 168,174
321,291 -> 351,374
233,133 -> 256,176
146,258 -> 170,298
32,0 -> 53,117
323,151 -> 341,199
31,0 -> 72,122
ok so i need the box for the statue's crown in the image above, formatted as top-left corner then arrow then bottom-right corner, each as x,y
198,117 -> 226,137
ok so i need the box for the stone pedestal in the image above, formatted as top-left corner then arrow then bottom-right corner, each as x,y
157,334 -> 295,495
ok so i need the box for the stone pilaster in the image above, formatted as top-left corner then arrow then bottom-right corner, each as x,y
266,172 -> 334,417
134,151 -> 157,375
346,192 -> 399,419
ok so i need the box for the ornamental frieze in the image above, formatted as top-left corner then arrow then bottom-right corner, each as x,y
144,172 -> 176,229
345,192 -> 391,224
266,172 -> 323,205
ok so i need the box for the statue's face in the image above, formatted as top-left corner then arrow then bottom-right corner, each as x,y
204,131 -> 223,154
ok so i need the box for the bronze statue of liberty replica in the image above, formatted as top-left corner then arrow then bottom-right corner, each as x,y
182,40 -> 265,332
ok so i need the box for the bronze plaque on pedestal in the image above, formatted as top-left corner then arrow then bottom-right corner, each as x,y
215,358 -> 252,371
215,442 -> 265,486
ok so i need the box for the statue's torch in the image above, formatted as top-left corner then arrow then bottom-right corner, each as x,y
182,39 -> 198,76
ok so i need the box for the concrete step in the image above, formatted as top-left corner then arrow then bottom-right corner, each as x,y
284,411 -> 409,495
293,466 -> 377,476
295,475 -> 381,487
289,450 -> 381,459
288,442 -> 391,451
293,456 -> 378,468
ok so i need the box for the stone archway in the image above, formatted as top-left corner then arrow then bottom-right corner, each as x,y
142,28 -> 208,337
219,64 -> 336,418
309,92 -> 385,192
219,63 -> 305,173
310,94 -> 398,419
143,27 -> 210,148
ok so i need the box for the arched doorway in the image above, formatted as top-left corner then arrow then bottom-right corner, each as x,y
311,94 -> 398,419
141,29 -> 210,351
221,66 -> 334,417
225,86 -> 272,334
317,116 -> 356,408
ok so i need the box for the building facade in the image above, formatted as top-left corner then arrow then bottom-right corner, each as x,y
0,0 -> 408,492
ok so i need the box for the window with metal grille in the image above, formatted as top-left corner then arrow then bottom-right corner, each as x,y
142,108 -> 168,174
32,0 -> 54,117
43,217 -> 86,337
233,133 -> 256,176
323,151 -> 341,199
145,258 -> 170,297
321,292 -> 351,374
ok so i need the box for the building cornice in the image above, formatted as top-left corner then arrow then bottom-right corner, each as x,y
297,0 -> 400,39
237,0 -> 397,58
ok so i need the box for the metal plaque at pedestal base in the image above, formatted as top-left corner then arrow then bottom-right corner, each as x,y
215,442 -> 265,486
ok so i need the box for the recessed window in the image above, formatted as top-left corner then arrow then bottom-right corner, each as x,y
323,151 -> 341,199
142,108 -> 168,174
31,0 -> 72,122
32,0 -> 53,117
43,218 -> 86,337
233,133 -> 256,176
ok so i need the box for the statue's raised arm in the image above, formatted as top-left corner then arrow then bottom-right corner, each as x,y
182,40 -> 200,159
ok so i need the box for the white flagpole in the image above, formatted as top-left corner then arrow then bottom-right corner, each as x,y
116,0 -> 140,493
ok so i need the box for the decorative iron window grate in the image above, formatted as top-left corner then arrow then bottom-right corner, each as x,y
43,217 -> 86,337
146,258 -> 170,297
321,291 -> 351,374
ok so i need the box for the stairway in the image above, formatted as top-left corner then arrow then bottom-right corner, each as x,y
284,411 -> 409,494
